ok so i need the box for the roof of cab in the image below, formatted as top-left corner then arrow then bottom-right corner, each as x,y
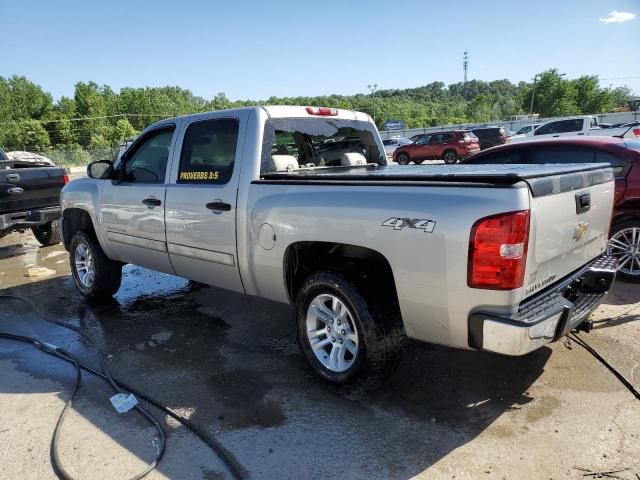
147,105 -> 373,130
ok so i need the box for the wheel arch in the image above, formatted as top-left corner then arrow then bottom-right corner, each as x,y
283,241 -> 401,309
61,208 -> 97,251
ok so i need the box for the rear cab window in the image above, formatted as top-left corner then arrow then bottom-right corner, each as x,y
177,118 -> 239,184
261,118 -> 384,173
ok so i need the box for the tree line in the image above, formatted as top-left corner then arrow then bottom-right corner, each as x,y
0,69 -> 633,164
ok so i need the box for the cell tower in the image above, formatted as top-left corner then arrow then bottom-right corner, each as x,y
463,51 -> 469,99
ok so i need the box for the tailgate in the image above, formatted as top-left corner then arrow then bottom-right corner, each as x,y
523,167 -> 614,298
0,167 -> 66,214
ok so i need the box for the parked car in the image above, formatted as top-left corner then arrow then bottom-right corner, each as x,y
394,130 -> 480,164
508,115 -> 640,143
383,137 -> 413,159
471,126 -> 511,150
462,136 -> 640,282
61,106 -> 617,385
1,147 -> 68,245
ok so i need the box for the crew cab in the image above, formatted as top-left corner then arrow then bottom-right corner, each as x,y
1,147 -> 68,245
509,115 -> 640,143
61,106 -> 617,385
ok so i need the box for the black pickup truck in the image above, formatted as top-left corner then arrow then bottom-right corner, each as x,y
0,148 -> 67,245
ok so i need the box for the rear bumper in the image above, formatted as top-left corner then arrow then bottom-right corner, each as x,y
468,254 -> 617,356
0,207 -> 61,231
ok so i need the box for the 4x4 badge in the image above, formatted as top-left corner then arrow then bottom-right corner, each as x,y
382,218 -> 436,233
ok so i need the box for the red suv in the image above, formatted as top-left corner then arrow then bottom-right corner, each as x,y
394,130 -> 480,165
462,137 -> 640,282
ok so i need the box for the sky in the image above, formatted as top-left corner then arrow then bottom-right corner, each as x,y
1,0 -> 639,101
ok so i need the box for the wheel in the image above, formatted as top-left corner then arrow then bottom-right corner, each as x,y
396,152 -> 410,165
31,220 -> 61,246
443,150 -> 458,164
295,272 -> 405,386
607,220 -> 640,283
69,230 -> 123,301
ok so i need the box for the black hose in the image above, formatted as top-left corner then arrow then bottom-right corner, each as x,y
0,294 -> 245,480
569,333 -> 640,401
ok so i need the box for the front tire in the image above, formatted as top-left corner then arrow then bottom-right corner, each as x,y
443,150 -> 458,164
32,220 -> 61,246
295,272 -> 404,386
69,231 -> 123,301
607,220 -> 640,283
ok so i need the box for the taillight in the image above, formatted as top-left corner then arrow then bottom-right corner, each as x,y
63,174 -> 70,184
305,106 -> 338,116
468,210 -> 530,290
633,127 -> 640,138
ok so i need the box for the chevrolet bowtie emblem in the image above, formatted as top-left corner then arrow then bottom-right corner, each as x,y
573,222 -> 589,241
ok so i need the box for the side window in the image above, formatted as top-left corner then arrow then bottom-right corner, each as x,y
430,134 -> 444,143
528,147 -> 595,164
552,119 -> 583,133
122,127 -> 175,183
535,121 -> 559,135
443,133 -> 454,142
416,135 -> 431,145
590,117 -> 598,128
596,150 -> 629,177
178,118 -> 239,184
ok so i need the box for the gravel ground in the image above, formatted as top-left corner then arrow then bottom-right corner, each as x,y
0,230 -> 638,480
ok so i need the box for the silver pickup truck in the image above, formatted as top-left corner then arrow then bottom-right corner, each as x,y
61,106 -> 617,385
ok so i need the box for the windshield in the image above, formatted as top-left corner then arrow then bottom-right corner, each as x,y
261,118 -> 384,173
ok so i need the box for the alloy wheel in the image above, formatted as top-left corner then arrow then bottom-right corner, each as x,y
607,227 -> 640,276
305,294 -> 359,373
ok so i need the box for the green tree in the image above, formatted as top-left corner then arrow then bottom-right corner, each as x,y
1,119 -> 50,150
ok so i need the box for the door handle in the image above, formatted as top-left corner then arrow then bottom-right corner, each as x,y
7,187 -> 23,194
205,201 -> 231,211
6,173 -> 20,182
142,197 -> 161,207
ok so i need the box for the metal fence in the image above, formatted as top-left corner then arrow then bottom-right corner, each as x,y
378,111 -> 640,139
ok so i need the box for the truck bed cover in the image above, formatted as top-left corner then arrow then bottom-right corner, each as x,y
259,163 -> 614,197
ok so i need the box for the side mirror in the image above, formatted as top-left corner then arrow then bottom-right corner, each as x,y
87,160 -> 114,179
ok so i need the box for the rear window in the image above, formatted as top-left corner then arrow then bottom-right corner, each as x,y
464,149 -> 524,164
261,118 -> 383,173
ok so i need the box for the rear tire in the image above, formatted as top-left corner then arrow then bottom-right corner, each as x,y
69,231 -> 122,301
443,150 -> 458,164
607,219 -> 640,283
32,220 -> 61,246
396,152 -> 410,165
295,272 -> 405,386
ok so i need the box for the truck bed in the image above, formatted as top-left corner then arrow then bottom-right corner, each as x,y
259,163 -> 613,197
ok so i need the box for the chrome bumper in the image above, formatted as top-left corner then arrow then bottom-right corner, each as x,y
0,207 -> 61,231
468,254 -> 618,356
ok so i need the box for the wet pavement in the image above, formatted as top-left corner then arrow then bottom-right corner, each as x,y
0,231 -> 639,479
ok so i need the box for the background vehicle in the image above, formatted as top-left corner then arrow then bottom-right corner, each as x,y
1,147 -> 68,245
463,137 -> 640,282
394,130 -> 479,164
382,137 -> 413,159
61,106 -> 616,385
471,126 -> 511,150
508,115 -> 640,142
515,124 -> 540,135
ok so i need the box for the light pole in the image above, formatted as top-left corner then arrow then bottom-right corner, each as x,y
529,73 -> 565,117
367,84 -> 378,124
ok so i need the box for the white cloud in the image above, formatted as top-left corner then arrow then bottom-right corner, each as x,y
600,10 -> 636,23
